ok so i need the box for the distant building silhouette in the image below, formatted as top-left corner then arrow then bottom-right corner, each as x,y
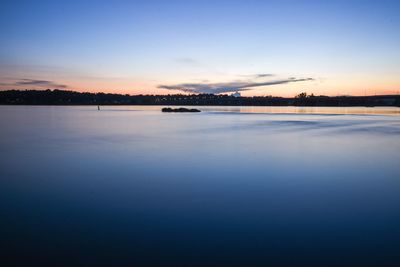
231,91 -> 241,97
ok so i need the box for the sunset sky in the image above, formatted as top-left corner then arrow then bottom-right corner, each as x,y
1,0 -> 399,96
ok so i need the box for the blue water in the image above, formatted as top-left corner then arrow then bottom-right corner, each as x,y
1,106 -> 400,266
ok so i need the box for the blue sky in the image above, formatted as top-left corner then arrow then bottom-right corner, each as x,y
1,0 -> 399,96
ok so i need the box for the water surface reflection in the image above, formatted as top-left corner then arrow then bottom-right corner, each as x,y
0,106 -> 399,266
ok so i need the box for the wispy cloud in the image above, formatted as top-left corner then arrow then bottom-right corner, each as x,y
238,73 -> 275,79
11,79 -> 68,88
255,73 -> 275,78
158,76 -> 313,94
175,57 -> 198,64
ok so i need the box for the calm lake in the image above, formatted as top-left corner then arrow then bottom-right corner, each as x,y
1,105 -> 400,266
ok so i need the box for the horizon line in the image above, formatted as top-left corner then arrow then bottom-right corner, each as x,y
1,88 -> 399,98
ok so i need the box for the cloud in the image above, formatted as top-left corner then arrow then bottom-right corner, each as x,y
255,73 -> 275,78
13,79 -> 68,88
158,77 -> 314,94
238,73 -> 275,79
175,57 -> 198,64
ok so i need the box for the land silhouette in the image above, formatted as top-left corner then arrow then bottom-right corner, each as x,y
0,89 -> 399,106
162,107 -> 201,112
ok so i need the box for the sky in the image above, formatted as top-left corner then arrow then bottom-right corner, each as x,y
1,0 -> 399,96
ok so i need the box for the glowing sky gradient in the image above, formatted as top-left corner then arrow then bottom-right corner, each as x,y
1,0 -> 399,96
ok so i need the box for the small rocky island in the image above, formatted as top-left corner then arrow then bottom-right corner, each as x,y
162,107 -> 201,113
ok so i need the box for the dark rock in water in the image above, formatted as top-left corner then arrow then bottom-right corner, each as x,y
162,107 -> 201,113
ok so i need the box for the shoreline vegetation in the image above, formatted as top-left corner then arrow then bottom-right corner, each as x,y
0,89 -> 399,107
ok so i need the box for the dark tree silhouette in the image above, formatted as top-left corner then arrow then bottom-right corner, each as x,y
0,89 -> 398,107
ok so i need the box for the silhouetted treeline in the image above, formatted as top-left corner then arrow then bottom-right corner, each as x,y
0,89 -> 399,106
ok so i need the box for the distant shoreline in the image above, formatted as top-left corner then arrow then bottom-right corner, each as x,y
1,89 -> 399,107
1,104 -> 400,108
